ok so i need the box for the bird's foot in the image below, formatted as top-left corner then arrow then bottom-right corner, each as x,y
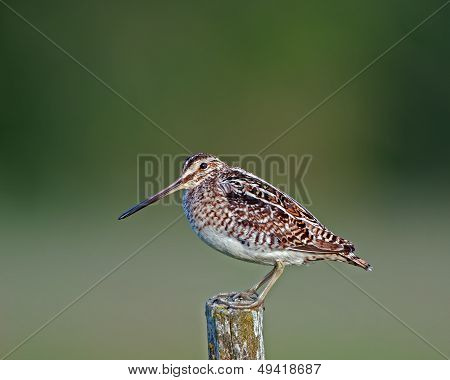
213,290 -> 261,309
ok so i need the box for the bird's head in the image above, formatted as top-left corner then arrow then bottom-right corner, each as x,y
118,153 -> 226,220
180,153 -> 226,187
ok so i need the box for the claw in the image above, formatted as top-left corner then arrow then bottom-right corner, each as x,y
231,290 -> 258,302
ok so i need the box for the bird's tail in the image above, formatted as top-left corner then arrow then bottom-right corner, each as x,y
344,253 -> 373,271
336,242 -> 372,271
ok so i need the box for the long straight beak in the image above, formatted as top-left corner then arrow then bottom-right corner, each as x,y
118,178 -> 183,220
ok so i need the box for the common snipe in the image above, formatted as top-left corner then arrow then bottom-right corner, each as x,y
119,153 -> 371,308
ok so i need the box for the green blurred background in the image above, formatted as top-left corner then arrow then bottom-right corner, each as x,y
1,0 -> 449,359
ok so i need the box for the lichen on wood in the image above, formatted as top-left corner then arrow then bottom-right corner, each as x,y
205,294 -> 265,360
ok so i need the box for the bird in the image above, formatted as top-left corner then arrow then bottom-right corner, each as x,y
118,153 -> 372,309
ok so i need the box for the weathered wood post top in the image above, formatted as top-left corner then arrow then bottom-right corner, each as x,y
205,294 -> 265,360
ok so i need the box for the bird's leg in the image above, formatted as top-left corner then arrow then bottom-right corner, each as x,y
234,260 -> 285,308
247,265 -> 277,294
214,266 -> 276,302
228,266 -> 278,302
217,260 -> 285,309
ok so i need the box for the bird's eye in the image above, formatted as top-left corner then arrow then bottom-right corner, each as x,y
200,162 -> 208,170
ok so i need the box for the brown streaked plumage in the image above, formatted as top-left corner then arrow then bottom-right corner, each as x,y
119,153 -> 372,308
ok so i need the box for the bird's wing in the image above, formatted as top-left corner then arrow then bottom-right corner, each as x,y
218,168 -> 354,254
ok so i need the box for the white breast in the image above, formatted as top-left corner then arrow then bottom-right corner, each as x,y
196,226 -> 306,266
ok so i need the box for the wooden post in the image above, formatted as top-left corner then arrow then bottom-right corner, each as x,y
205,294 -> 265,360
